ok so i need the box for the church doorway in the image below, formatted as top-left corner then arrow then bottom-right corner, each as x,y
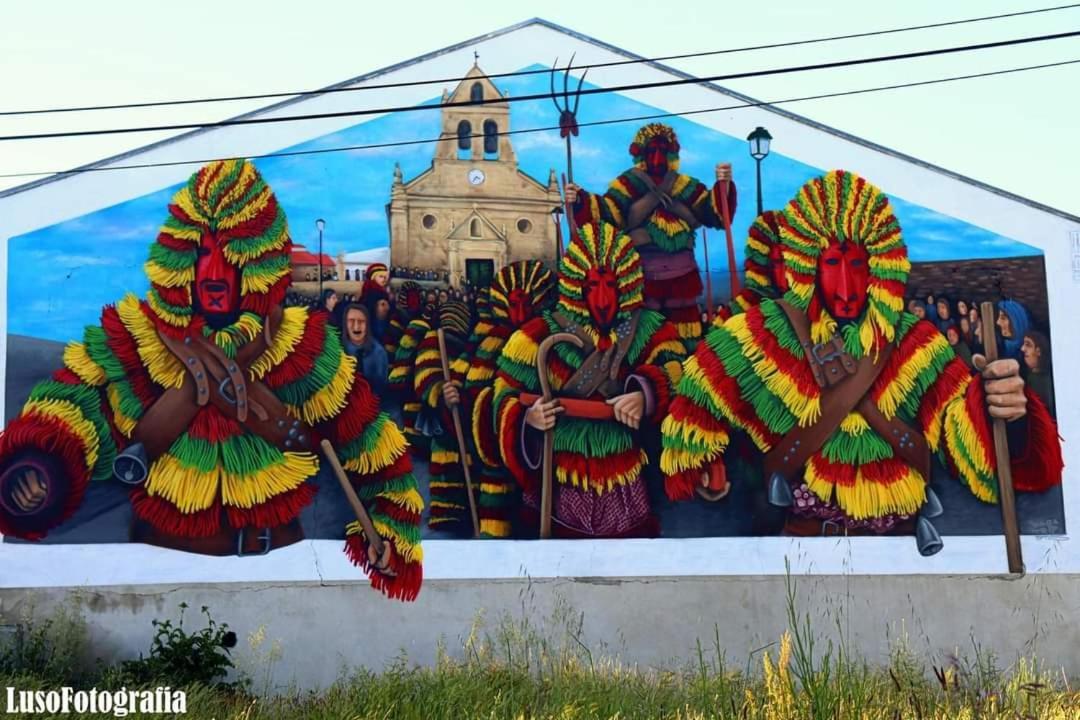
465,258 -> 495,288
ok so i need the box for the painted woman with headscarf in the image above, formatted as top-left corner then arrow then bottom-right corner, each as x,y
995,299 -> 1031,363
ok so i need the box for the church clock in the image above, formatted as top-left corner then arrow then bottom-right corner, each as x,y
467,168 -> 485,186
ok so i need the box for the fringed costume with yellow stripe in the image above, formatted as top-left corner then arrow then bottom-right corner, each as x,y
413,302 -> 474,535
466,261 -> 555,538
571,123 -> 737,342
661,170 -> 1062,532
0,160 -> 423,601
493,223 -> 687,538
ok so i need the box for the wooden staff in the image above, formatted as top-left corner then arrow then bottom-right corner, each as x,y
561,172 -> 579,245
702,228 -> 715,324
535,332 -> 584,539
718,178 -> 741,299
437,328 -> 480,538
979,301 -> 1024,574
320,439 -> 384,558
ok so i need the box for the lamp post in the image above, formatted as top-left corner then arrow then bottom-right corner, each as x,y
316,218 -> 326,298
747,126 -> 772,216
550,205 -> 565,264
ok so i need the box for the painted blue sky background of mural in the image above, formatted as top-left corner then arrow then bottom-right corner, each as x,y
8,65 -> 1039,342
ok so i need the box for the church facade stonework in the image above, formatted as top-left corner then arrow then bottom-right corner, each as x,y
388,63 -> 561,286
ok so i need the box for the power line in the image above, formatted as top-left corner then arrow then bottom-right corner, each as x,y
2,57 -> 1074,181
2,29 -> 1077,143
2,3 -> 1077,117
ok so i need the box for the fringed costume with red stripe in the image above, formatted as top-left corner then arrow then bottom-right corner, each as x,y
493,223 -> 687,538
0,160 -> 423,601
571,123 -> 736,342
661,170 -> 1062,534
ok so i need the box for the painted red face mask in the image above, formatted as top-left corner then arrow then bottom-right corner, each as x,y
584,266 -> 619,329
507,288 -> 531,326
817,240 -> 870,320
768,242 -> 789,293
405,291 -> 422,314
643,137 -> 673,180
195,231 -> 240,320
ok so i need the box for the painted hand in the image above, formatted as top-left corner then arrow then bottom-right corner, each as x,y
606,391 -> 645,429
8,466 -> 48,513
563,183 -> 580,206
525,398 -> 564,431
442,381 -> 461,408
972,356 -> 1027,422
715,163 -> 732,183
366,537 -> 396,577
696,461 -> 730,502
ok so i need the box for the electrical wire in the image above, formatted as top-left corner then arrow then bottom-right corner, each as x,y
1,3 -> 1077,117
0,29 -> 1078,142
2,57 -> 1075,180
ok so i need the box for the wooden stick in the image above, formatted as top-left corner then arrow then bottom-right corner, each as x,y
718,178 -> 741,299
437,328 -> 480,538
535,333 -> 584,539
561,173 -> 579,245
979,301 -> 1024,574
702,228 -> 714,324
320,439 -> 384,557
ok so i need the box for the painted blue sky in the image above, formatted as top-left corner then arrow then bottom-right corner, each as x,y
8,65 -> 1040,342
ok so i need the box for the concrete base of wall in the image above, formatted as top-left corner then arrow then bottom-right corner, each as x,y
2,574 -> 1076,690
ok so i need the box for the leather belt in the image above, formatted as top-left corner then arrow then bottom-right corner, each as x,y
132,517 -> 304,556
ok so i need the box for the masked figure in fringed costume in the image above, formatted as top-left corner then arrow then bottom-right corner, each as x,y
0,160 -> 423,599
385,281 -> 425,358
443,261 -> 556,538
493,222 -> 687,538
387,301 -> 438,459
714,210 -> 788,324
564,123 -> 737,342
412,301 -> 475,533
661,170 -> 1062,552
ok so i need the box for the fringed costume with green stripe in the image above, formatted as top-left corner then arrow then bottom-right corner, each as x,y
385,281 -> 425,359
467,261 -> 555,538
661,170 -> 1062,532
493,223 -> 687,538
0,160 -> 423,601
715,210 -> 786,324
570,123 -> 737,342
388,310 -> 433,459
413,302 -> 474,534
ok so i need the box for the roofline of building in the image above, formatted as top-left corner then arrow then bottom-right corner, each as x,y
3,17 -> 1077,224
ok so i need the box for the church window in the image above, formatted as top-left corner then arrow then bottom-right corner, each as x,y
457,120 -> 472,159
422,214 -> 437,230
517,218 -> 532,234
470,82 -> 483,104
470,218 -> 482,238
345,269 -> 351,280
483,120 -> 498,159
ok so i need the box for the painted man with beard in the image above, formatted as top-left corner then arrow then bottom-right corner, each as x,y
661,171 -> 1062,550
564,123 -> 737,342
492,223 -> 687,537
0,160 -> 423,599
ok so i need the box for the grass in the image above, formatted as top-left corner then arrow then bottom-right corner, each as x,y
2,571 -> 1079,719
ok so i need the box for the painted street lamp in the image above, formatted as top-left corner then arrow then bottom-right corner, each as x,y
316,218 -> 326,298
550,205 -> 565,263
747,126 -> 772,216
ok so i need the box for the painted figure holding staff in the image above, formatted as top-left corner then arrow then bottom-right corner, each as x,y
563,122 -> 738,343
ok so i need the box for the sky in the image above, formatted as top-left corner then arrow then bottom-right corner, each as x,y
1,0 -> 1078,215
7,63 -> 1039,342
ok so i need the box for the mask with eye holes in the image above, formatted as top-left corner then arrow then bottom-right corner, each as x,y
817,240 -> 869,321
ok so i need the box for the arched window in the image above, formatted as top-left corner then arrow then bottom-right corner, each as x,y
457,120 -> 472,159
483,120 -> 498,159
345,268 -> 351,281
470,82 -> 483,104
470,218 -> 481,238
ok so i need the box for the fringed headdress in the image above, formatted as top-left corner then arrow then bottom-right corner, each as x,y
489,260 -> 555,323
778,170 -> 909,355
557,222 -> 644,328
742,210 -> 783,297
145,159 -> 291,331
629,123 -> 680,171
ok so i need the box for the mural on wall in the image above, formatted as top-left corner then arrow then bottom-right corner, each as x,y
1,61 -> 1065,601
